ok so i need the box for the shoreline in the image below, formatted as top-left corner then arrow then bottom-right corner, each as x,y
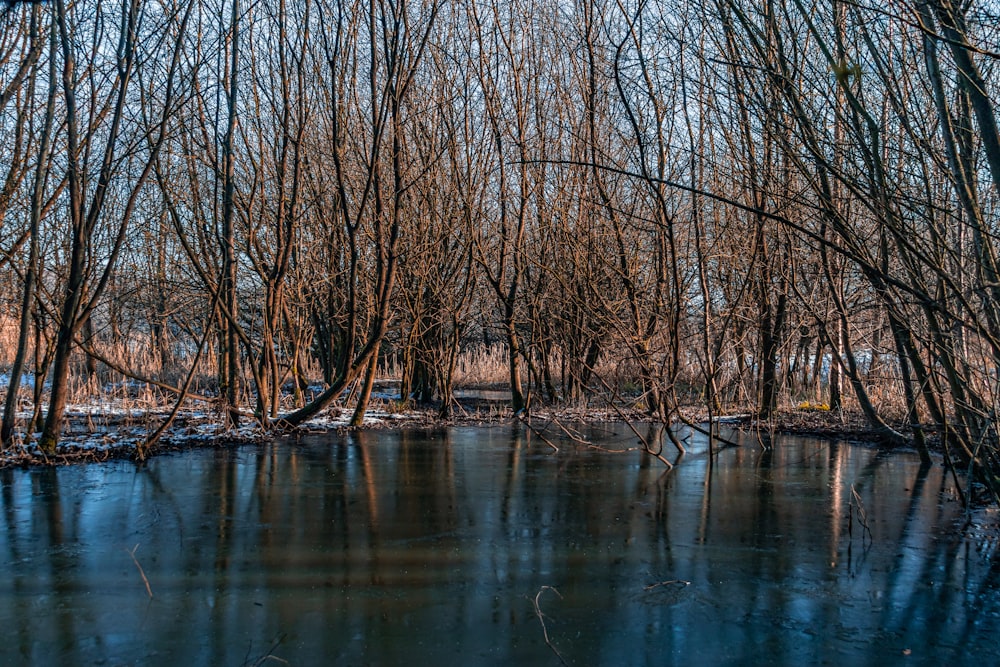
0,397 -> 925,469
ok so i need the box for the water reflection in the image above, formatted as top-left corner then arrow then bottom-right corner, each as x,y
0,426 -> 996,665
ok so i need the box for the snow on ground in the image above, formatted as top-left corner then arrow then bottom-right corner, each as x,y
0,396 -> 440,467
0,381 -> 686,467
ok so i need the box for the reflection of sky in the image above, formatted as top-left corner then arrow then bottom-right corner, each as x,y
0,427 -> 996,665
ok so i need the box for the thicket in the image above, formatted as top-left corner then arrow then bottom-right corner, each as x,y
0,0 -> 998,496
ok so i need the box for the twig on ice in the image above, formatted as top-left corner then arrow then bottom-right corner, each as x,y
127,543 -> 153,598
244,634 -> 289,666
644,579 -> 690,591
850,484 -> 873,544
531,585 -> 568,665
517,412 -> 560,452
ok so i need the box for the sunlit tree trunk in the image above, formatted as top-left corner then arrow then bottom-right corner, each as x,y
218,0 -> 241,428
2,6 -> 50,447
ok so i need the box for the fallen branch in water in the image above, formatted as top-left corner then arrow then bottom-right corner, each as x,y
590,375 -> 682,464
244,634 -> 289,666
517,413 -> 560,452
550,415 -> 648,456
675,413 -> 742,449
644,579 -> 690,591
549,416 -> 590,445
127,543 -> 153,598
531,586 -> 568,666
849,484 -> 873,545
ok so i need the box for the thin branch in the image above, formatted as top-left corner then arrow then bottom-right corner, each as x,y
849,484 -> 873,544
517,412 -> 559,452
644,579 -> 690,591
244,634 -> 289,667
531,586 -> 568,666
126,543 -> 153,599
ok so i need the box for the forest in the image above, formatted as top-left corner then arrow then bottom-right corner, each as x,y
0,0 -> 998,493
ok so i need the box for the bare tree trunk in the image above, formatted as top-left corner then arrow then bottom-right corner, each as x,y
927,0 -> 1000,200
219,0 -> 241,428
40,0 -> 89,453
41,0 -> 184,452
350,344 -> 380,427
2,7 -> 51,447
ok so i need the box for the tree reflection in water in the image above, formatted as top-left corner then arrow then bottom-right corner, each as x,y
0,426 -> 995,665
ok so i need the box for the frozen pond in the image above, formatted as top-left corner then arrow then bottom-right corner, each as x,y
0,425 -> 997,665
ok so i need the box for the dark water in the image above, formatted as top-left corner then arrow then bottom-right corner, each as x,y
0,425 -> 997,666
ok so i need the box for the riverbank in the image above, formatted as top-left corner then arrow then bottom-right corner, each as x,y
0,390 -> 922,469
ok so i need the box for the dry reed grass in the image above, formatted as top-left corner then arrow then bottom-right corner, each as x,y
451,345 -> 511,387
0,320 -> 919,437
0,315 -> 19,368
